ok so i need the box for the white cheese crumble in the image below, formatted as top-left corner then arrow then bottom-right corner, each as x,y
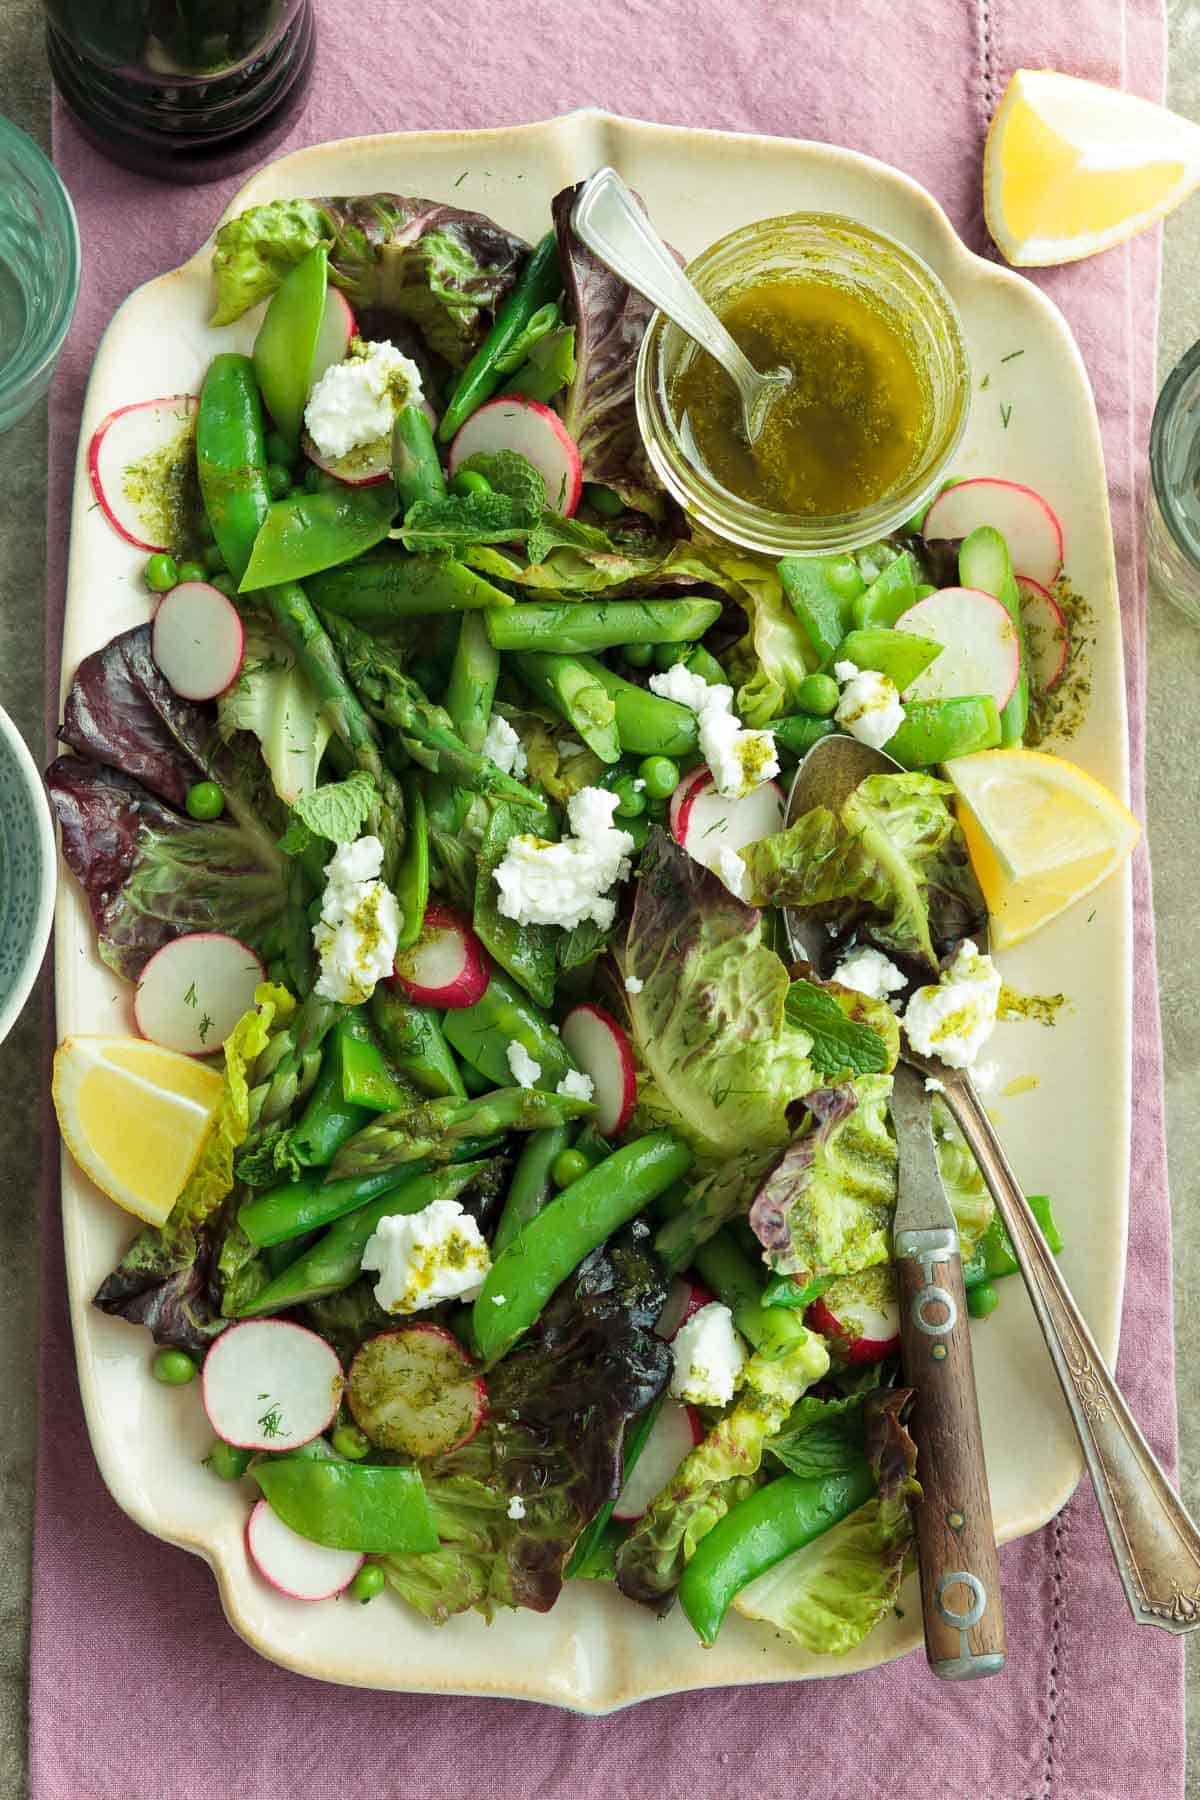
669,1302 -> 746,1408
833,660 -> 904,753
924,1076 -> 946,1094
312,835 -> 401,1005
648,664 -> 779,799
304,338 -> 424,461
481,713 -> 528,779
831,945 -> 907,1002
903,939 -> 1002,1070
506,1040 -> 541,1088
624,974 -> 644,994
361,1200 -> 490,1313
507,1495 -> 527,1520
492,786 -> 634,930
716,845 -> 751,901
556,1069 -> 595,1102
491,1294 -> 506,1305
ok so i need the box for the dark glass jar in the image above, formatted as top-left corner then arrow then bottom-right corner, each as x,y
45,0 -> 315,183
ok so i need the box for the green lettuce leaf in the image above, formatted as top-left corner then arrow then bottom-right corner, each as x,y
715,553 -> 815,725
932,1098 -> 994,1257
217,632 -> 332,805
624,830 -> 816,1159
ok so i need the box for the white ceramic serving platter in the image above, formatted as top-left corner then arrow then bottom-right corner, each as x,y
55,110 -> 1130,1712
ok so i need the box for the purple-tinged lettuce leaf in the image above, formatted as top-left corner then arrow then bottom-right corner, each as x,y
210,194 -> 529,366
551,183 -> 662,515
383,1227 -> 670,1622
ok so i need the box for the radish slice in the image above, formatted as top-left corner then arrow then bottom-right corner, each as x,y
88,395 -> 198,552
151,581 -> 245,700
300,429 -> 392,488
894,588 -> 1021,713
667,764 -> 711,848
1018,575 -> 1069,693
676,771 -> 785,889
654,1275 -> 717,1342
559,1003 -> 636,1136
348,1325 -> 486,1458
922,477 -> 1064,588
613,1401 -> 703,1521
309,287 -> 357,391
390,904 -> 491,1008
246,1499 -> 362,1601
448,396 -> 582,517
134,933 -> 264,1056
203,1320 -> 344,1451
805,1268 -> 900,1366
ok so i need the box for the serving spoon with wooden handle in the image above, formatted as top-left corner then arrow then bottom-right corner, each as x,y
784,731 -> 1200,1657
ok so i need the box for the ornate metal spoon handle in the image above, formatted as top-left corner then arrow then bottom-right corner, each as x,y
940,1070 -> 1200,1631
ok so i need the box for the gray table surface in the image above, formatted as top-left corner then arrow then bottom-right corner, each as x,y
1,4 -> 1198,1793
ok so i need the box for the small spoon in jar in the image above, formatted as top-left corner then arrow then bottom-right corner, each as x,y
571,166 -> 791,444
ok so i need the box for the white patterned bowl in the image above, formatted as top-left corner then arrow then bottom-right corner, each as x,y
0,702 -> 55,1044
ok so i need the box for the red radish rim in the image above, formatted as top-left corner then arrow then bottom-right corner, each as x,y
560,1001 -> 636,1136
133,932 -> 265,1058
669,764 -> 713,847
447,395 -> 583,518
151,581 -> 246,701
894,587 -> 1022,713
88,395 -> 199,553
922,476 -> 1064,581
1017,575 -> 1069,692
201,1319 -> 344,1451
347,1324 -> 487,1458
245,1499 -> 363,1600
391,904 -> 491,1008
300,429 -> 392,488
654,1275 -> 717,1342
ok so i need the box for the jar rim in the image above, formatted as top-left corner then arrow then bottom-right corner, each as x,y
0,116 -> 81,421
1149,335 -> 1200,560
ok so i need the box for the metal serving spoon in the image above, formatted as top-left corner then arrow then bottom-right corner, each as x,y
571,166 -> 791,444
785,732 -> 1200,1641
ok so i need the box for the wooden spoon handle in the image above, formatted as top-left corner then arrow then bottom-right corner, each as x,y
895,1236 -> 1007,1678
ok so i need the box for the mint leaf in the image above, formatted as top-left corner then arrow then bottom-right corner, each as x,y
280,771 -> 377,851
784,978 -> 889,1078
399,490 -> 535,552
768,1395 -> 868,1479
457,449 -> 547,513
526,512 -> 615,565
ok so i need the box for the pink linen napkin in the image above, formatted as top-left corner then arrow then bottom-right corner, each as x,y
32,2 -> 1180,1795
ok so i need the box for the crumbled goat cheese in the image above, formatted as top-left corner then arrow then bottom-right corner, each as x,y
506,1040 -> 541,1088
492,786 -> 634,930
648,664 -> 778,798
361,1200 -> 490,1313
312,835 -> 400,1005
556,1069 -> 595,1101
669,1302 -> 746,1407
624,974 -> 644,994
903,939 -> 1002,1069
481,713 -> 528,779
833,660 -> 905,753
832,945 -> 907,1002
304,338 -> 424,461
507,1496 -> 527,1520
716,845 -> 751,901
924,1076 -> 946,1094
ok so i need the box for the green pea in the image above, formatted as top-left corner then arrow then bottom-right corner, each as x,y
584,483 -> 625,518
622,641 -> 655,669
267,461 -> 292,501
612,775 -> 646,819
202,540 -> 227,573
794,673 -> 840,717
967,1280 -> 1000,1319
152,1348 -> 197,1386
144,552 -> 179,593
638,754 -> 680,800
209,572 -> 237,597
332,1423 -> 370,1461
451,469 -> 493,498
552,1148 -> 591,1190
304,463 -> 324,492
653,641 -> 688,672
826,556 -> 864,600
205,1438 -> 252,1481
350,1563 -> 386,1604
265,429 -> 294,469
185,780 -> 225,821
177,559 -> 207,585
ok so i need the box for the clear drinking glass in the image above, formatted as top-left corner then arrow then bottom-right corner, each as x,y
1148,338 -> 1200,623
0,117 -> 80,434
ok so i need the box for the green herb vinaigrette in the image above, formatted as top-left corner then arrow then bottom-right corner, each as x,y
669,279 -> 929,516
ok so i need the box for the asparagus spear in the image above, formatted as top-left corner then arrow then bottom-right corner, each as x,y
328,1086 -> 595,1182
246,990 -> 346,1136
487,598 -> 722,656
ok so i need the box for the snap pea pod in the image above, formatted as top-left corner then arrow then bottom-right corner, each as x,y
963,1192 -> 1062,1287
196,352 -> 272,581
762,1273 -> 834,1310
240,483 -> 397,591
833,627 -> 942,689
338,1019 -> 408,1112
251,1458 -> 438,1554
438,231 -> 562,442
238,1139 -> 499,1246
762,713 -> 835,759
678,1461 -> 877,1645
474,1132 -> 693,1364
487,598 -> 722,656
850,550 -> 917,630
252,244 -> 327,449
691,1229 -> 816,1361
491,1124 -> 572,1257
236,1161 -> 490,1315
370,986 -> 465,1099
684,644 -> 727,687
391,404 -> 447,511
445,611 -> 500,752
393,774 -> 430,951
575,656 -> 699,756
503,324 -> 576,404
306,554 -> 514,620
958,525 -> 1028,745
441,969 -> 577,1090
884,696 -> 1001,768
288,1014 -> 374,1167
564,1394 -> 665,1579
512,651 -> 620,763
779,557 -> 857,666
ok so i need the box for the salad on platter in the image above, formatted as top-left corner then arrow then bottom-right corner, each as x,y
47,179 -> 1139,1653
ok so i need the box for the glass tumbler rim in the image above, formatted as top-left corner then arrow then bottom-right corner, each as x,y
1149,334 -> 1200,565
0,114 -> 81,426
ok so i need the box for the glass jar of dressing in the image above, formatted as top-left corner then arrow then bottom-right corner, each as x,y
1147,338 -> 1200,624
635,213 -> 970,557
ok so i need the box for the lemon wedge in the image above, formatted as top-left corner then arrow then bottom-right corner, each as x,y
984,69 -> 1200,266
943,749 -> 1141,949
52,1035 -> 225,1225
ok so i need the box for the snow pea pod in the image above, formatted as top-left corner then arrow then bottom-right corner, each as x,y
438,231 -> 562,443
240,483 -> 397,591
963,1192 -> 1062,1287
850,550 -> 917,630
487,599 -> 722,656
678,1461 -> 877,1646
884,696 -> 1000,768
780,557 -> 857,666
306,554 -> 514,620
370,987 -> 465,1099
512,651 -> 620,763
288,1014 -> 374,1167
441,969 -> 576,1090
491,1124 -> 572,1258
691,1229 -> 815,1361
474,1132 -> 693,1364
196,353 -> 272,581
252,1458 -> 439,1554
766,713 -> 835,759
392,405 -> 447,511
834,627 -> 942,690
575,657 -> 699,756
253,244 -> 327,449
338,1019 -> 409,1112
